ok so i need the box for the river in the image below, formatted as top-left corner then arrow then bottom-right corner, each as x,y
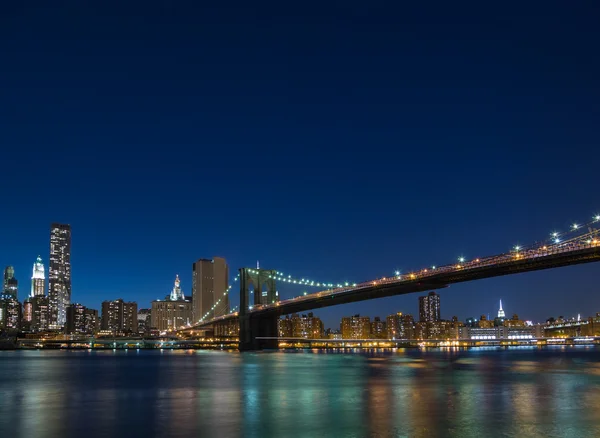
1,347 -> 600,437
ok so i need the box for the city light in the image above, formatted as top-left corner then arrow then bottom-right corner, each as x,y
190,211 -> 600,329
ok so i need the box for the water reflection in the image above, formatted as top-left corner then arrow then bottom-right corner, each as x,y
2,348 -> 600,437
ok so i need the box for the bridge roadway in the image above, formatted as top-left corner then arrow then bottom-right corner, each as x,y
189,235 -> 600,333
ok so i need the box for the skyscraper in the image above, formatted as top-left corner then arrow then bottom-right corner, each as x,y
498,300 -> 506,318
31,256 -> 45,297
49,223 -> 72,329
3,266 -> 18,300
419,291 -> 441,322
192,257 -> 229,322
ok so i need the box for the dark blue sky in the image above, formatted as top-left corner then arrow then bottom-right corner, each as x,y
2,1 -> 599,328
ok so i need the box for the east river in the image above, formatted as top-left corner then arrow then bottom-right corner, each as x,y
1,347 -> 600,437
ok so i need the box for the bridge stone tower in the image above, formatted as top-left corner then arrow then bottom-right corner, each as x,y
239,267 -> 279,351
239,267 -> 278,310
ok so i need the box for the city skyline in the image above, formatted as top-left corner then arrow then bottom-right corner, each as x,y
0,236 -> 591,330
2,3 -> 600,329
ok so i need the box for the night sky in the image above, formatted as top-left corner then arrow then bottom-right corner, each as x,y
2,1 -> 599,328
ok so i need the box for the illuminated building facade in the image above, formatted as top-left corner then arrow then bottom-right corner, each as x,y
0,298 -> 21,330
459,326 -> 538,340
31,256 -> 45,297
370,316 -> 387,339
341,315 -> 371,339
278,316 -> 293,337
151,275 -> 193,332
291,313 -> 324,339
66,303 -> 98,335
49,223 -> 71,329
497,300 -> 506,318
3,266 -> 18,300
151,300 -> 193,332
387,312 -> 415,339
419,291 -> 440,322
101,299 -> 138,335
192,257 -> 228,322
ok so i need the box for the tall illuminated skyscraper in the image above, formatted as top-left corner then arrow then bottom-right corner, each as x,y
49,223 -> 72,329
2,266 -> 18,300
498,300 -> 505,318
192,257 -> 229,321
31,256 -> 45,297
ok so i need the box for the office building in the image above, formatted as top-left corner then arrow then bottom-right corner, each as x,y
341,315 -> 371,339
101,299 -> 138,335
151,300 -> 193,332
3,266 -> 18,300
419,291 -> 441,322
49,223 -> 72,329
31,256 -> 45,297
192,257 -> 229,321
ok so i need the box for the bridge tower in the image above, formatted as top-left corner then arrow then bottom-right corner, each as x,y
239,267 -> 279,351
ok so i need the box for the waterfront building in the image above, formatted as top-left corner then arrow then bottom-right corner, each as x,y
66,303 -> 98,335
419,291 -> 441,322
192,257 -> 228,322
459,326 -> 538,340
370,316 -> 387,339
290,313 -> 324,339
49,223 -> 72,329
341,315 -> 371,339
278,316 -> 293,337
101,299 -> 138,335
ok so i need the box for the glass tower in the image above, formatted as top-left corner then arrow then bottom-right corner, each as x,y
49,223 -> 71,329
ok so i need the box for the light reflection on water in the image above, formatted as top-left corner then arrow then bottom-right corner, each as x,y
1,347 -> 600,437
